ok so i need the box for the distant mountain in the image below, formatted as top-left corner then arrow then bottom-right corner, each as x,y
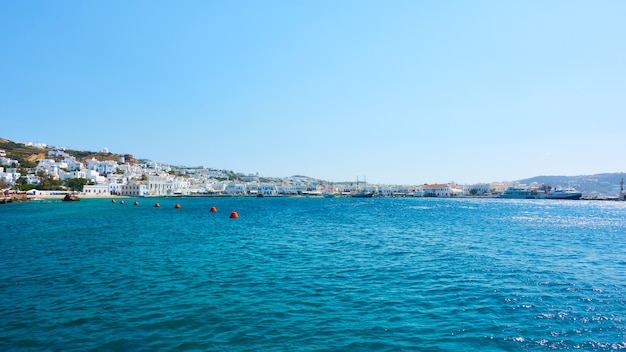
518,173 -> 626,196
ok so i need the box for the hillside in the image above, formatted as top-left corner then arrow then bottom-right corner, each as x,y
0,138 -> 48,167
0,138 -> 121,167
518,173 -> 626,197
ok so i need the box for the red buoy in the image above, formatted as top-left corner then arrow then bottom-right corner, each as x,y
154,203 -> 160,207
229,211 -> 239,219
134,201 -> 139,206
210,206 -> 217,213
111,199 -> 116,203
174,203 -> 181,209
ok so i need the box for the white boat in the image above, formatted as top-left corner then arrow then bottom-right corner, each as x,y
498,187 -> 537,199
547,187 -> 582,200
499,187 -> 535,199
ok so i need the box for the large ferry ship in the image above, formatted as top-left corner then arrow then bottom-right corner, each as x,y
547,187 -> 582,200
498,187 -> 546,199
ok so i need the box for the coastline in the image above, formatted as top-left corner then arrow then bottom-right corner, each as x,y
29,194 -> 131,199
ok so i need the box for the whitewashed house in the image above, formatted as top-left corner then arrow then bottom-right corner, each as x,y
147,176 -> 175,196
0,171 -> 21,186
277,184 -> 300,195
225,182 -> 247,195
36,159 -> 60,179
64,157 -> 83,171
423,184 -> 451,197
208,182 -> 226,194
464,183 -> 491,196
97,160 -> 119,175
0,156 -> 18,166
59,170 -> 87,181
259,183 -> 278,196
25,174 -> 40,185
490,182 -> 507,194
120,183 -> 149,197
83,184 -> 110,195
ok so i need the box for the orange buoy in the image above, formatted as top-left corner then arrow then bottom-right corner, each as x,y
174,203 -> 181,209
120,200 -> 125,204
111,199 -> 116,203
229,211 -> 239,219
154,203 -> 160,207
210,206 -> 217,213
134,201 -> 139,206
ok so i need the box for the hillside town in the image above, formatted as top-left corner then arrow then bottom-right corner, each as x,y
1,141 -> 624,200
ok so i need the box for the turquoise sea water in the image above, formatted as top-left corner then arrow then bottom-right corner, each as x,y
1,197 -> 625,351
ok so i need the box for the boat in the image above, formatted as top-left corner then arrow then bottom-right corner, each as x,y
547,187 -> 582,200
302,190 -> 323,197
350,176 -> 375,198
498,187 -> 537,199
323,182 -> 338,198
351,190 -> 374,198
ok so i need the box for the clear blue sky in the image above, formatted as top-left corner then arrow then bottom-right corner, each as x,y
1,1 -> 624,185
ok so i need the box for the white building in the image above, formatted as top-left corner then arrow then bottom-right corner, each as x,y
106,174 -> 127,185
36,159 -> 60,179
85,158 -> 119,175
25,174 -> 40,185
97,160 -> 119,175
207,169 -> 227,178
464,183 -> 491,196
48,149 -> 69,158
107,183 -> 124,195
60,170 -> 87,181
0,157 -> 18,166
120,184 -> 149,197
259,183 -> 278,196
85,158 -> 99,171
277,184 -> 301,195
423,183 -> 463,197
64,156 -> 83,171
208,183 -> 226,194
0,171 -> 21,186
147,176 -> 175,196
86,170 -> 105,183
83,184 -> 110,195
490,182 -> 508,194
225,182 -> 247,195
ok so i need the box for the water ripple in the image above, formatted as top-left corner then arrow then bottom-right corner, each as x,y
1,198 -> 625,350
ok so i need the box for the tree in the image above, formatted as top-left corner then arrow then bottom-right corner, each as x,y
65,178 -> 92,192
37,170 -> 52,189
469,189 -> 478,196
20,184 -> 36,191
14,176 -> 25,190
